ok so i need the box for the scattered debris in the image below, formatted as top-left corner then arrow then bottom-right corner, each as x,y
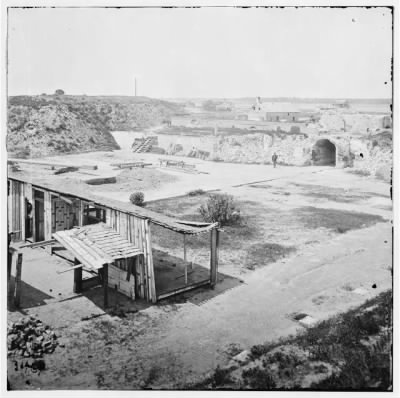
54,166 -> 79,175
7,316 -> 60,360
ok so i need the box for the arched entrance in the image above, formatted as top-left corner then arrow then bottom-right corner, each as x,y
312,139 -> 336,166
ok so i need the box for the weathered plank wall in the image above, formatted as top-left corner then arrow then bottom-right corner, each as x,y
8,180 -> 22,241
44,191 -> 52,240
106,208 -> 156,302
52,197 -> 79,233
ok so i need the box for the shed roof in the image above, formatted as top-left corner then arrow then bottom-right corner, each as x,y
8,172 -> 218,235
53,223 -> 143,270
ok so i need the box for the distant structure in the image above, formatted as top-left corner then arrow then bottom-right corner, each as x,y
252,97 -> 262,111
262,103 -> 302,122
134,77 -> 138,96
215,101 -> 233,111
334,99 -> 350,108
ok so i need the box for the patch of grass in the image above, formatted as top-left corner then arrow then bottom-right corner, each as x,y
291,183 -> 370,203
296,207 -> 385,233
347,169 -> 371,177
245,243 -> 296,269
194,290 -> 392,390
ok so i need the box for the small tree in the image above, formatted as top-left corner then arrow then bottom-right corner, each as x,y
130,191 -> 145,207
199,193 -> 240,226
55,89 -> 65,95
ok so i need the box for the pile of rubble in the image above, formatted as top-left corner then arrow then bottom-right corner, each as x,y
7,316 -> 60,359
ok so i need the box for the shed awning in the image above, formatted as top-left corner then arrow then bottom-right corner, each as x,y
53,223 -> 143,270
8,173 -> 219,235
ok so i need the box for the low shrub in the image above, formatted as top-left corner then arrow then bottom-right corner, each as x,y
199,193 -> 241,226
188,189 -> 206,196
211,366 -> 232,387
242,367 -> 276,390
129,191 -> 145,207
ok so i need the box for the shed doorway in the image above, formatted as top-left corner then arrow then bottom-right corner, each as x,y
312,139 -> 336,166
33,189 -> 45,242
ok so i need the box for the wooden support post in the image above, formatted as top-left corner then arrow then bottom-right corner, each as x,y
79,201 -> 85,226
183,234 -> 187,262
20,184 -> 26,241
210,229 -> 219,288
14,253 -> 23,308
184,264 -> 188,285
73,258 -> 82,293
103,264 -> 109,308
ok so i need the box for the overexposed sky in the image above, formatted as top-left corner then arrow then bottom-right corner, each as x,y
7,7 -> 393,98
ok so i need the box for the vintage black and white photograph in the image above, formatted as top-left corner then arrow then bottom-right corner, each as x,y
2,1 -> 397,394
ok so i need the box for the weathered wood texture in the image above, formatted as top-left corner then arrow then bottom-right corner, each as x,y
52,197 -> 79,233
103,264 -> 109,307
73,258 -> 83,293
210,229 -> 219,287
44,191 -> 52,240
14,253 -> 23,307
8,178 -> 219,303
8,180 -> 22,241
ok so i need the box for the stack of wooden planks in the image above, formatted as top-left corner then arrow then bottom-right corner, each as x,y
158,158 -> 202,174
110,161 -> 152,170
8,158 -> 98,170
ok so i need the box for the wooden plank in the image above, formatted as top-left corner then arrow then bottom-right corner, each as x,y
127,215 -> 132,243
25,183 -> 33,203
32,190 -> 36,242
68,234 -> 114,265
103,264 -> 109,308
144,220 -> 157,303
210,229 -> 218,287
53,234 -> 104,270
79,201 -> 85,226
14,253 -> 23,308
101,241 -> 138,250
8,158 -> 98,170
20,239 -> 57,248
108,248 -> 142,257
140,219 -> 148,300
20,183 -> 26,241
157,279 -> 210,301
183,234 -> 187,262
57,263 -> 84,274
73,258 -> 83,293
9,181 -> 14,235
116,211 -> 121,232
44,191 -> 52,240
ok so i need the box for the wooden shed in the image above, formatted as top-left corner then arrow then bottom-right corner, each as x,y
8,172 -> 220,304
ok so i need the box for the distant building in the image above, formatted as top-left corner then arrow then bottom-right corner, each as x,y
334,99 -> 350,108
261,102 -> 302,122
382,115 -> 392,129
216,102 -> 233,111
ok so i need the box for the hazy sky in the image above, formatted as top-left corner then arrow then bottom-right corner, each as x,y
8,7 -> 392,98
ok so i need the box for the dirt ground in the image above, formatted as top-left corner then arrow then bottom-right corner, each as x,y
7,153 -> 392,390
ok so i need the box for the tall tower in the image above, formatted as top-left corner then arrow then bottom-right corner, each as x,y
134,77 -> 137,96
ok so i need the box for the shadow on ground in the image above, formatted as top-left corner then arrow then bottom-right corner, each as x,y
7,276 -> 53,312
158,270 -> 244,306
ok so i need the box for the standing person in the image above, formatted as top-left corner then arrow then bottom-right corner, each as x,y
272,152 -> 278,168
